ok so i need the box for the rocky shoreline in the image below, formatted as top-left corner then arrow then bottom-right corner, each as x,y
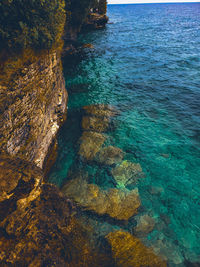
0,2 -> 168,266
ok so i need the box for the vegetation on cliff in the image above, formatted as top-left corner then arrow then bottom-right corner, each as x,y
65,0 -> 107,30
0,0 -> 66,51
98,0 -> 107,14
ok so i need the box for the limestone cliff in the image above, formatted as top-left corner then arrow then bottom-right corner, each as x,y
0,49 -> 67,169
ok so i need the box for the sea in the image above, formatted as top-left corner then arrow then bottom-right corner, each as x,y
49,3 -> 200,266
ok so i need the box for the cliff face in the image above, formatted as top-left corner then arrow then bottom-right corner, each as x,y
0,49 -> 67,168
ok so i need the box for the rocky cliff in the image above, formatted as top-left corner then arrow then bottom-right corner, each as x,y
0,1 -> 166,266
0,49 -> 67,169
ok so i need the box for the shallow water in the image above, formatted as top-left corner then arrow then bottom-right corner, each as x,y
49,3 -> 200,266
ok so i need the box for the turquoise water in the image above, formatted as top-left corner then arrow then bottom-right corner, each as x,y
49,3 -> 200,266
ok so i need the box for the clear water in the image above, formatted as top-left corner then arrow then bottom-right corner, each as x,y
49,3 -> 200,266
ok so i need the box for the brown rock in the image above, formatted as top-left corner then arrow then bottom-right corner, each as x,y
78,131 -> 106,161
82,43 -> 94,49
111,160 -> 144,187
62,178 -> 140,220
0,50 -> 67,168
82,115 -> 109,132
83,104 -> 118,118
106,230 -> 167,267
134,214 -> 155,236
95,146 -> 124,165
0,155 -> 113,267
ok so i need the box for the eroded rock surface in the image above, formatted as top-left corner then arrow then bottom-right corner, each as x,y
62,178 -> 140,220
106,230 -> 167,267
83,13 -> 109,30
0,49 -> 67,168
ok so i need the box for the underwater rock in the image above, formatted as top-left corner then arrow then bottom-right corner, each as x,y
95,146 -> 124,165
62,178 -> 140,220
111,160 -> 144,187
106,230 -> 167,267
149,186 -> 164,195
82,115 -> 110,132
78,131 -> 106,161
82,43 -> 94,49
83,104 -> 118,118
160,153 -> 170,158
152,239 -> 184,265
134,214 -> 155,236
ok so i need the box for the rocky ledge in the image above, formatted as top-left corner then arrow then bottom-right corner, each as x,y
83,13 -> 109,30
0,154 -> 114,266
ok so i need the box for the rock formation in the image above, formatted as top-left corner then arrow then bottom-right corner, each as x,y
95,146 -> 124,165
0,155 -> 113,267
0,49 -> 67,169
134,214 -> 156,236
78,131 -> 106,161
111,160 -> 144,187
106,230 -> 167,267
83,104 -> 118,118
62,178 -> 140,220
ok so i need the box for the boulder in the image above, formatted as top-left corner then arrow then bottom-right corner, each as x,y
83,104 -> 118,118
78,131 -> 106,161
82,43 -> 94,49
95,146 -> 124,165
106,230 -> 167,267
111,160 -> 144,187
62,178 -> 140,221
82,115 -> 109,132
134,214 -> 155,236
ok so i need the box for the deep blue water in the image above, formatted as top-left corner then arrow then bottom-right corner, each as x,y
49,3 -> 200,266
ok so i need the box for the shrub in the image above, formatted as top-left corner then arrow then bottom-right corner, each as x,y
98,0 -> 107,14
0,0 -> 66,51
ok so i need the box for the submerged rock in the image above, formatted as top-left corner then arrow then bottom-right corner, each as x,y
152,239 -> 184,265
82,115 -> 109,132
78,131 -> 106,161
95,146 -> 124,165
82,43 -> 94,49
111,160 -> 144,187
62,178 -> 140,220
134,214 -> 155,236
83,104 -> 118,118
106,230 -> 167,267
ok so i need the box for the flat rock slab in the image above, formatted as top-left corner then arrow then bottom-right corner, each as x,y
111,160 -> 144,187
134,214 -> 155,236
95,146 -> 124,165
82,115 -> 109,132
62,178 -> 140,221
83,104 -> 118,118
78,131 -> 106,161
106,230 -> 167,267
